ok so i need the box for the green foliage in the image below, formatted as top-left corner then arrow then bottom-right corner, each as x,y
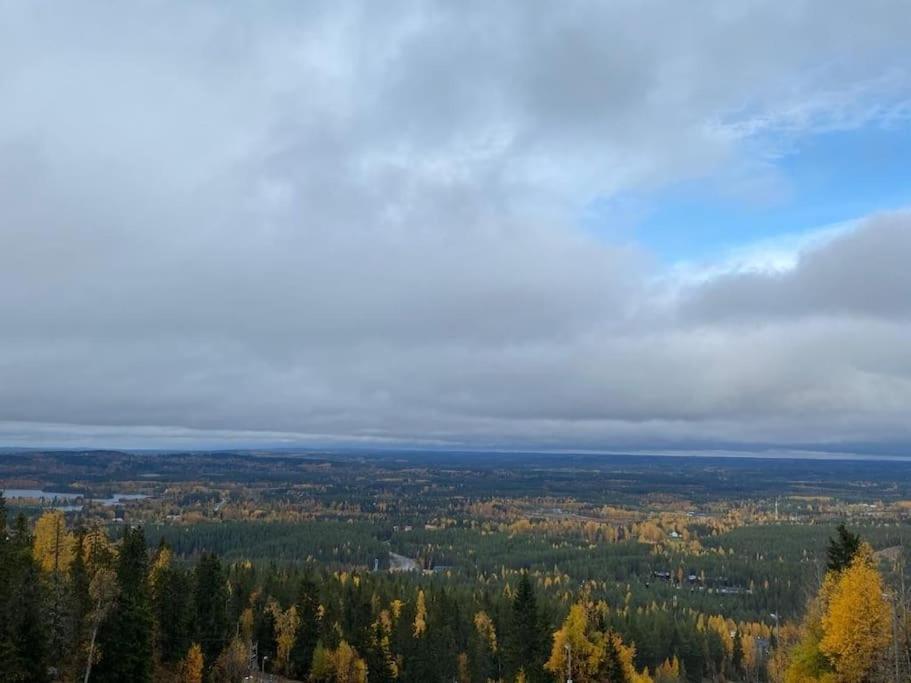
504,571 -> 549,682
826,523 -> 860,572
597,631 -> 629,683
93,526 -> 153,683
290,575 -> 320,678
193,552 -> 229,670
0,499 -> 49,683
150,555 -> 193,663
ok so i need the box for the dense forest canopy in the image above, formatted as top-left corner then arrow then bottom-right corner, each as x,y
2,450 -> 910,682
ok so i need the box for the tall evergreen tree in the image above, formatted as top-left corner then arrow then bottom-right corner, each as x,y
504,572 -> 548,682
0,502 -> 49,682
827,523 -> 861,572
254,597 -> 278,668
14,548 -> 50,682
290,575 -> 320,679
342,579 -> 373,656
151,558 -> 193,663
193,552 -> 229,671
731,630 -> 744,679
364,618 -> 397,683
597,631 -> 628,683
69,529 -> 92,639
93,526 -> 153,683
65,529 -> 92,679
0,493 -> 16,679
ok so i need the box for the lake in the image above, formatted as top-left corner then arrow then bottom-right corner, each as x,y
2,489 -> 149,507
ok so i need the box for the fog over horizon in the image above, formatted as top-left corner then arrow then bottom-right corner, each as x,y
2,2 -> 910,454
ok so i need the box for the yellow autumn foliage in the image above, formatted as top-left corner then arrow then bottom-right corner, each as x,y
178,643 -> 204,683
819,546 -> 892,683
545,602 -> 653,683
474,610 -> 498,653
311,640 -> 367,683
33,510 -> 74,573
413,589 -> 427,636
269,601 -> 300,674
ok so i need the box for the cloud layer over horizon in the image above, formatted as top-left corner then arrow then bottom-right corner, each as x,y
1,1 -> 910,452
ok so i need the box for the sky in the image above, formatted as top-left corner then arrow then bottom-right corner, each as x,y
1,1 -> 910,454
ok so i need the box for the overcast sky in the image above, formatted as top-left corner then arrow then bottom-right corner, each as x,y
1,1 -> 910,453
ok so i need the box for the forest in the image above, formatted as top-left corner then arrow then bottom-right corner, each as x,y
2,449 -> 910,682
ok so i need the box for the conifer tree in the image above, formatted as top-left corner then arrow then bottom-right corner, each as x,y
150,545 -> 193,664
364,616 -> 397,683
92,526 -> 153,683
826,523 -> 860,573
5,512 -> 48,680
0,493 -> 17,679
193,552 -> 229,671
731,629 -> 744,679
504,571 -> 548,682
597,631 -> 628,683
290,575 -> 321,678
14,547 -> 50,682
0,508 -> 50,682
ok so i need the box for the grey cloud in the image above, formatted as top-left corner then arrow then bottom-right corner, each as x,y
1,2 -> 910,451
681,212 -> 911,321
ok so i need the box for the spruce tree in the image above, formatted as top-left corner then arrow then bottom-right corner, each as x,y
597,631 -> 628,683
826,523 -> 860,572
67,529 -> 92,678
504,572 -> 548,682
69,529 -> 91,637
0,503 -> 50,682
93,526 -> 153,683
16,556 -> 50,682
731,630 -> 744,679
151,561 -> 193,663
193,552 -> 229,671
290,576 -> 320,679
0,493 -> 16,679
